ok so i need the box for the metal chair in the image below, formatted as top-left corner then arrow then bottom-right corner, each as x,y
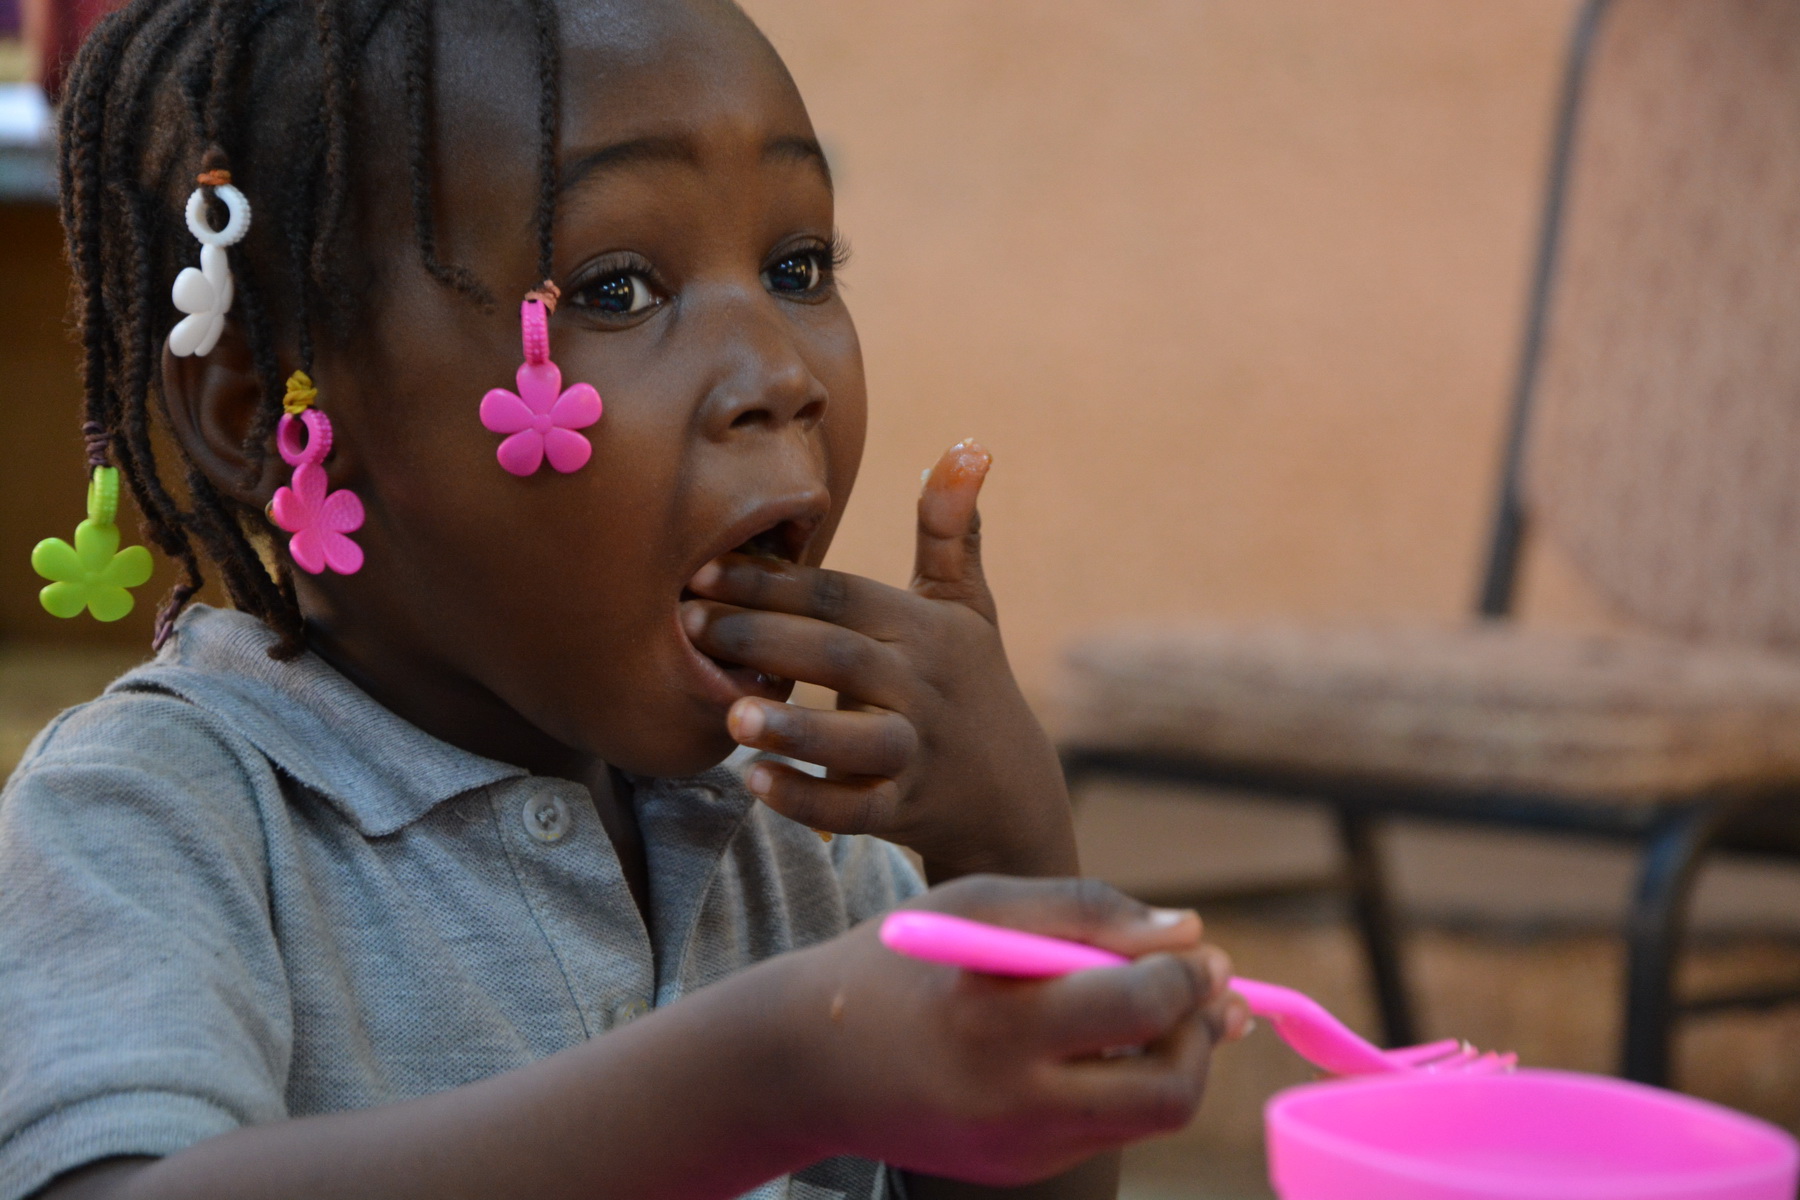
1058,0 -> 1800,1088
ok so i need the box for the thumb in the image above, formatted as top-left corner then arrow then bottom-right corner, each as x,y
921,875 -> 1206,959
912,438 -> 996,620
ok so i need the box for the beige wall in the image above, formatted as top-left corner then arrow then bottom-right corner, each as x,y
741,0 -> 1628,706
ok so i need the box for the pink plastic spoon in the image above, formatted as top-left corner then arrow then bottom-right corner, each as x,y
879,910 -> 1515,1078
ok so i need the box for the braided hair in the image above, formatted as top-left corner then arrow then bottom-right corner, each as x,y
57,0 -> 565,657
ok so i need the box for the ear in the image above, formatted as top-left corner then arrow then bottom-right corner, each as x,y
159,320 -> 287,506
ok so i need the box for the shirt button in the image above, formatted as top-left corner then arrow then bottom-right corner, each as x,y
522,793 -> 571,842
613,998 -> 651,1026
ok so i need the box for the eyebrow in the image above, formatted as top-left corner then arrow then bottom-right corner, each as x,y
765,135 -> 833,193
556,133 -> 833,196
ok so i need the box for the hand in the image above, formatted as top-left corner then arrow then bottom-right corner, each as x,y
778,876 -> 1249,1187
682,440 -> 1077,879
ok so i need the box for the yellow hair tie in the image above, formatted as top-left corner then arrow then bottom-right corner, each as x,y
282,370 -> 317,415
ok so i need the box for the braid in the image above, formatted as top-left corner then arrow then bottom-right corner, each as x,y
64,0 -> 208,650
310,0 -> 353,314
402,0 -> 491,304
188,0 -> 309,653
525,0 -> 558,284
110,130 -> 193,613
204,0 -> 247,152
59,6 -> 156,467
156,0 -> 288,644
178,16 -> 214,145
282,112 -> 322,373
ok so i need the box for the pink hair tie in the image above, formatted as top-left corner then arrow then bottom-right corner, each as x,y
270,407 -> 365,575
479,290 -> 602,477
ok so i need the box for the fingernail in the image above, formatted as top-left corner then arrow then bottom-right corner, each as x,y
680,603 -> 706,638
919,467 -> 932,489
729,700 -> 765,742
690,560 -> 723,590
746,763 -> 773,796
946,444 -> 991,485
1148,907 -> 1195,928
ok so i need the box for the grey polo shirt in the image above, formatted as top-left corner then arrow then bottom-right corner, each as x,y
0,606 -> 923,1200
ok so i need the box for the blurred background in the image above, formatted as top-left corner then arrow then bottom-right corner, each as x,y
4,3 -> 1800,1198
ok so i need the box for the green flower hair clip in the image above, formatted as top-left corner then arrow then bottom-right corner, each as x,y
31,466 -> 154,622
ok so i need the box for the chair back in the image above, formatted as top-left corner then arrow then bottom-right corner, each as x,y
1517,0 -> 1800,647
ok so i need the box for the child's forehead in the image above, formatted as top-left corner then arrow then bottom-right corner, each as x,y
433,0 -> 809,154
559,0 -> 756,61
561,0 -> 801,113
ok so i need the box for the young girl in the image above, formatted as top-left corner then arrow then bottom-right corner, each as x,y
0,2 -> 1245,1198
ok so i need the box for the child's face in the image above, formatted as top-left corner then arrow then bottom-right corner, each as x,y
302,1 -> 864,777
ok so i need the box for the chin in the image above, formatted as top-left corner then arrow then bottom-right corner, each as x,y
608,708 -> 745,780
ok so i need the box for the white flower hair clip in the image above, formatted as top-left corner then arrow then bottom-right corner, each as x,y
169,162 -> 251,358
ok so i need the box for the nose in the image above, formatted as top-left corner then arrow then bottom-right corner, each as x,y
694,285 -> 829,437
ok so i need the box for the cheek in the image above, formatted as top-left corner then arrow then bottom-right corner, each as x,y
344,331 -> 685,673
360,389 -> 711,762
378,397 -> 680,609
816,314 -> 868,497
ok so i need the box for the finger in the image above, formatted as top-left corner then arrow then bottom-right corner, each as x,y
1030,952 -> 1203,1058
1046,1017 -> 1214,1141
913,440 -> 997,620
1032,945 -> 1234,1058
1190,944 -> 1235,1009
1213,990 -> 1253,1044
681,600 -> 909,706
743,759 -> 902,836
921,875 -> 1205,958
1033,956 -> 1231,1139
689,555 -> 916,641
728,698 -> 918,778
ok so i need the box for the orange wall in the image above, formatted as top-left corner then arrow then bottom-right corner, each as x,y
3,2 -> 1632,700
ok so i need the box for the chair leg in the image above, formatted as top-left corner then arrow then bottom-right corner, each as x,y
1622,805 -> 1721,1085
1335,808 -> 1417,1048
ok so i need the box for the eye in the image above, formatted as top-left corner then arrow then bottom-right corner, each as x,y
763,250 -> 828,297
575,269 -> 659,317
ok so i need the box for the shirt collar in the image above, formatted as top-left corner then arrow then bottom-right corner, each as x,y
115,605 -> 529,836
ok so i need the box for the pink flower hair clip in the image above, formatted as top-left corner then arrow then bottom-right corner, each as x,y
269,372 -> 365,575
479,282 -> 602,476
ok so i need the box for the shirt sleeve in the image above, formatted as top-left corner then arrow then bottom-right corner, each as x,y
0,692 -> 292,1200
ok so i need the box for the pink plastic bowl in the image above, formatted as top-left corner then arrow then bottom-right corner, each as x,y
1266,1069 -> 1799,1200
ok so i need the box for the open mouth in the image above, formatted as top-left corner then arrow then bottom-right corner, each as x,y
730,517 -> 811,566
680,516 -> 816,702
